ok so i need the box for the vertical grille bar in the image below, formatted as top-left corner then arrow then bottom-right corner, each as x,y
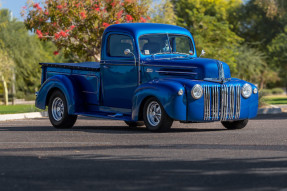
230,86 -> 235,119
224,85 -> 228,120
235,85 -> 241,119
207,86 -> 210,119
204,85 -> 206,120
220,85 -> 225,120
203,84 -> 241,121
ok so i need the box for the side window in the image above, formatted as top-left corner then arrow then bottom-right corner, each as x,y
107,34 -> 134,57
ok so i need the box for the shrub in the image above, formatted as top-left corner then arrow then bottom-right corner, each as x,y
271,88 -> 284,95
260,89 -> 272,96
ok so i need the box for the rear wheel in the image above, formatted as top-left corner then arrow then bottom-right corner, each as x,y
221,119 -> 248,130
124,121 -> 145,127
48,90 -> 77,129
143,97 -> 173,132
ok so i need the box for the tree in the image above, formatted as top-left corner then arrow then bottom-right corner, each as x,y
0,9 -> 65,99
0,50 -> 14,105
235,45 -> 279,89
230,0 -> 284,50
255,0 -> 286,18
23,0 -> 150,62
267,26 -> 287,90
172,0 -> 243,73
150,0 -> 176,25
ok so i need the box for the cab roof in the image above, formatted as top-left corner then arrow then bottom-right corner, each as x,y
103,23 -> 192,38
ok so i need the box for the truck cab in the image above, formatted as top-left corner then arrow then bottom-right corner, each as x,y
36,23 -> 258,132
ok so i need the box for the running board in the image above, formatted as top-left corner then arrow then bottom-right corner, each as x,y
74,111 -> 131,121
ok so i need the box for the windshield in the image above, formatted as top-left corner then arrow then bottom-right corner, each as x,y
139,34 -> 194,56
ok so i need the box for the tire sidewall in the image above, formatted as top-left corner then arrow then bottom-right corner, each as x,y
48,90 -> 68,127
143,97 -> 166,131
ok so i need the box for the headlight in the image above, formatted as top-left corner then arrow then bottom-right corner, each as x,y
191,84 -> 203,99
178,89 -> 184,96
242,83 -> 252,98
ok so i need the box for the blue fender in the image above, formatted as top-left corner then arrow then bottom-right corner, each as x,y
35,75 -> 82,114
132,79 -> 187,121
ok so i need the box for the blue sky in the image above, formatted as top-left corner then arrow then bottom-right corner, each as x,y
0,0 -> 28,20
1,0 -> 250,21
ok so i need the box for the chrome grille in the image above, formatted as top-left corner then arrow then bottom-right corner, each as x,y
203,85 -> 241,121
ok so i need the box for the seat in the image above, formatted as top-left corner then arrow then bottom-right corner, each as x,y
142,42 -> 161,54
110,43 -> 132,57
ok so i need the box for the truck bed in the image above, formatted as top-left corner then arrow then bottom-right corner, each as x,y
40,62 -> 100,71
41,61 -> 101,106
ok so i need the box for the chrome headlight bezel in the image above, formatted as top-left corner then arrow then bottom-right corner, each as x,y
191,84 -> 203,99
242,83 -> 252,98
253,88 -> 258,94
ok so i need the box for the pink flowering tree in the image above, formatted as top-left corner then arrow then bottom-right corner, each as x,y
23,0 -> 150,61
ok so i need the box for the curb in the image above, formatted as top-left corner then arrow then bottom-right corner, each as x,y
0,112 -> 48,121
257,108 -> 282,115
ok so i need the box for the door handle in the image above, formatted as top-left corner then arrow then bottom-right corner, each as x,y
103,65 -> 109,69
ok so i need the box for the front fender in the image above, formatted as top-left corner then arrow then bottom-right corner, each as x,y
132,79 -> 187,121
35,75 -> 82,114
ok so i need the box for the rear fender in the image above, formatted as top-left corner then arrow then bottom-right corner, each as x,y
132,80 -> 187,121
35,75 -> 82,114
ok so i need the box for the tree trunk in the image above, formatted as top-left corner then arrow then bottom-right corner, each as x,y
11,69 -> 16,105
1,75 -> 9,105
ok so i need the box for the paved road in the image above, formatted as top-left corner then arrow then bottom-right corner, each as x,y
0,114 -> 287,191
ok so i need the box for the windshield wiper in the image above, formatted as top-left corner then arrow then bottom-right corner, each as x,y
152,52 -> 171,56
172,52 -> 190,56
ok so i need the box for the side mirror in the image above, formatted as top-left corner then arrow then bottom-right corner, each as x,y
199,49 -> 206,57
124,49 -> 131,55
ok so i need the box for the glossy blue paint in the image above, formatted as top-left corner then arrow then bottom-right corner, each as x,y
132,79 -> 187,121
35,75 -> 80,114
36,23 -> 258,123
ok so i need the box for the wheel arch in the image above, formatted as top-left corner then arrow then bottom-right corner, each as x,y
132,80 -> 187,121
35,75 -> 83,114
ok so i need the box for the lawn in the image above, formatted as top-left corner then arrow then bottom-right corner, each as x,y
263,96 -> 287,105
0,104 -> 43,114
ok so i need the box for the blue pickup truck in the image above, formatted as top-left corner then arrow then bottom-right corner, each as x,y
35,23 -> 258,132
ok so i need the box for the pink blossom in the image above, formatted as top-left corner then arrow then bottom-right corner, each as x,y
140,17 -> 146,23
125,15 -> 133,22
117,10 -> 123,19
103,22 -> 110,28
80,12 -> 87,19
36,29 -> 43,38
54,33 -> 60,40
33,3 -> 42,11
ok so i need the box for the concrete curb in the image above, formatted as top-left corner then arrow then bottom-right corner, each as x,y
0,112 -> 48,121
257,108 -> 282,115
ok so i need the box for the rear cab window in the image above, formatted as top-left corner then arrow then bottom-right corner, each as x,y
107,34 -> 134,57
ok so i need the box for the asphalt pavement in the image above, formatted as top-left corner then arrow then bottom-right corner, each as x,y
0,114 -> 287,191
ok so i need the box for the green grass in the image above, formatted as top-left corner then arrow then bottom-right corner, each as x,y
0,104 -> 43,114
264,97 -> 287,105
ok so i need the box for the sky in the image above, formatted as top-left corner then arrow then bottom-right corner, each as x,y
1,0 -> 251,21
0,0 -> 28,20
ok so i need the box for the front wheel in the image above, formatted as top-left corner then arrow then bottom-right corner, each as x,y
143,97 -> 173,132
48,90 -> 77,129
221,119 -> 248,130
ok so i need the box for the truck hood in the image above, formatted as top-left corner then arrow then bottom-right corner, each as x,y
141,57 -> 231,81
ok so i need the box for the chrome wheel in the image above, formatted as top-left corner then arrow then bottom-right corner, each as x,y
147,101 -> 162,126
51,97 -> 64,121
